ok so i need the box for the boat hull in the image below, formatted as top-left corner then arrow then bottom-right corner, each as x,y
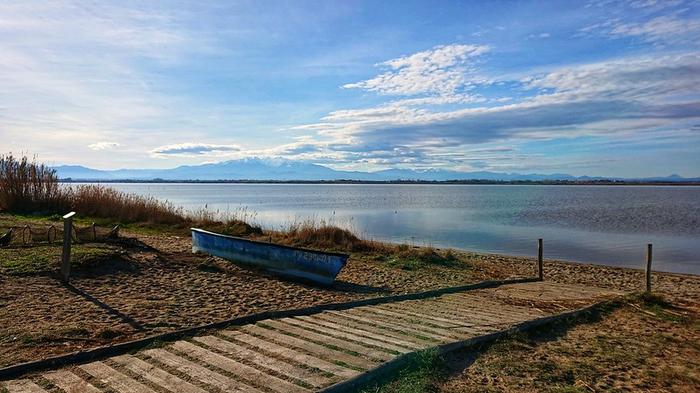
191,228 -> 348,286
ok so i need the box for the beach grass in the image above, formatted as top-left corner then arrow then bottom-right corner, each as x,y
0,244 -> 121,275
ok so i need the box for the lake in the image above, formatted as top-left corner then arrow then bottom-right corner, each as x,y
89,183 -> 700,275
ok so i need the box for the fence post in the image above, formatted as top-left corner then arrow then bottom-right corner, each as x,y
537,238 -> 544,281
645,243 -> 653,293
61,212 -> 76,283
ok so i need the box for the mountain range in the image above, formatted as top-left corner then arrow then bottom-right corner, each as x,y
52,158 -> 700,182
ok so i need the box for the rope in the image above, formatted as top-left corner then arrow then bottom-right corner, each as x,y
12,222 -> 119,244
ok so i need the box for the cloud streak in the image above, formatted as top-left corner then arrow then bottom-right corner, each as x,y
286,52 -> 700,170
342,44 -> 489,100
88,142 -> 120,151
151,143 -> 241,156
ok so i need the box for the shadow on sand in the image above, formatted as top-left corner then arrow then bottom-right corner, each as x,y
62,282 -> 146,332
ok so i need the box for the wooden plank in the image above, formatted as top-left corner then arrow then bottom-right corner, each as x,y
194,335 -> 334,388
1,380 -> 48,393
111,354 -> 207,393
307,313 -> 427,349
170,341 -> 309,393
440,294 -> 538,313
267,319 -> 395,360
221,330 -> 359,379
80,361 -> 157,393
318,312 -> 438,346
441,295 -> 538,315
371,303 -> 463,328
239,324 -> 375,370
433,298 -> 537,320
349,308 -> 464,340
306,314 -> 428,349
345,309 -> 456,342
432,299 -> 537,322
376,303 -> 470,326
437,300 -> 531,319
403,300 -> 517,323
282,317 -> 411,354
144,348 -> 263,393
43,370 -> 102,393
428,302 -> 527,324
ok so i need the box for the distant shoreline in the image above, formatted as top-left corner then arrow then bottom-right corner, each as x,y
58,179 -> 700,186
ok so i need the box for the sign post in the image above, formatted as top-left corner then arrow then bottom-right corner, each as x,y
61,212 -> 76,283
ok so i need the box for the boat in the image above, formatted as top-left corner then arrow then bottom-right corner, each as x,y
191,228 -> 349,286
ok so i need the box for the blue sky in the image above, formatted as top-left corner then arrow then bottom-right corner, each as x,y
1,0 -> 699,176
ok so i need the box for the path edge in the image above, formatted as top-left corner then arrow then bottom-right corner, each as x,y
0,277 -> 537,380
318,297 -> 619,393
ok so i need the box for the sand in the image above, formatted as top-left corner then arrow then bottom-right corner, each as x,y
1,232 -> 698,368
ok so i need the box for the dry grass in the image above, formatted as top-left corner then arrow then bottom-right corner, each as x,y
268,218 -> 462,270
273,218 -> 383,252
0,154 -> 64,213
0,154 -> 266,233
69,184 -> 185,225
386,244 -> 460,270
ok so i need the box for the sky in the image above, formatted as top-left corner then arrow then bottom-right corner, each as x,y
1,0 -> 699,177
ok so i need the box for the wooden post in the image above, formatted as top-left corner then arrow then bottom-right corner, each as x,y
92,222 -> 96,241
537,238 -> 543,281
645,243 -> 653,293
22,225 -> 31,244
61,212 -> 76,283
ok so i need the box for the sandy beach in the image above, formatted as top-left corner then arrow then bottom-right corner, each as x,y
1,228 -> 698,368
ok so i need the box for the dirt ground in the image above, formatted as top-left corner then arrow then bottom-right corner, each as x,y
1,230 -> 699,369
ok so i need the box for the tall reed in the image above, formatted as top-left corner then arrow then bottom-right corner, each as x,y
70,184 -> 185,225
0,154 -> 186,224
0,154 -> 65,213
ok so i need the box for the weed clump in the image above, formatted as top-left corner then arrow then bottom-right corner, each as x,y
280,219 -> 378,252
387,244 -> 460,270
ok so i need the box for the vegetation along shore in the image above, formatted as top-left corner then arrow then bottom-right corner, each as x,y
1,154 -> 698,391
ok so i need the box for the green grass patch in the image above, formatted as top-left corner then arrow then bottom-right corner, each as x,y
638,293 -> 690,324
0,244 -> 120,275
360,349 -> 443,393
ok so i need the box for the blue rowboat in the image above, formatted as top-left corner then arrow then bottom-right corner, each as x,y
191,228 -> 349,286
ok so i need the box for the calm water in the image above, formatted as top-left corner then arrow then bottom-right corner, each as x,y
92,183 -> 700,274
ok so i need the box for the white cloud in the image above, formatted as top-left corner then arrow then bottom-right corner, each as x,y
288,52 -> 700,169
524,53 -> 700,101
88,142 -> 120,151
608,14 -> 700,43
151,143 -> 241,156
342,44 -> 489,97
